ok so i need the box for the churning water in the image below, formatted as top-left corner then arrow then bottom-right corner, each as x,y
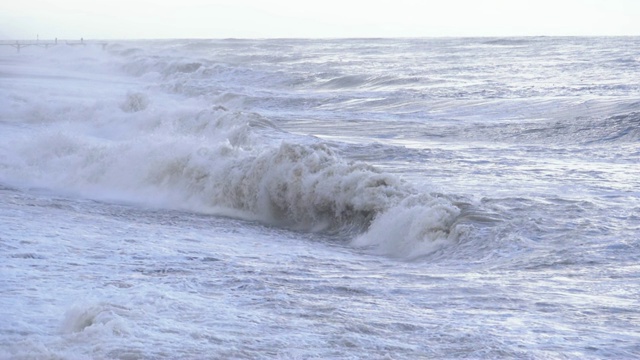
1,37 -> 639,359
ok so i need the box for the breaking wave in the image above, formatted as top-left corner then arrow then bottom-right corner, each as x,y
1,71 -> 464,259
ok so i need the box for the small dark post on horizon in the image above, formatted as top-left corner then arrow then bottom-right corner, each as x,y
2,37 -> 107,52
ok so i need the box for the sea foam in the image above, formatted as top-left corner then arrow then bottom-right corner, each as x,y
0,43 -> 465,259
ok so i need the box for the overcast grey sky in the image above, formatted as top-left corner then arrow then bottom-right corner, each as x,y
2,0 -> 640,40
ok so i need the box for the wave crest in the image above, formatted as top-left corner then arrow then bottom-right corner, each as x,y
353,194 -> 462,259
220,142 -> 408,231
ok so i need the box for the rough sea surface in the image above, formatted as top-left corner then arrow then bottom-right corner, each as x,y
1,37 -> 639,359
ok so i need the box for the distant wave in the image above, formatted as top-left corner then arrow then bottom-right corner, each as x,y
318,74 -> 422,91
481,37 -> 537,46
502,111 -> 640,145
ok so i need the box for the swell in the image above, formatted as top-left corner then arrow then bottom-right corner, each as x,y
509,111 -> 640,145
435,109 -> 640,146
318,74 -> 422,90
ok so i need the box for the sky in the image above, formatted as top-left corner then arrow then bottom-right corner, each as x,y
1,0 -> 640,40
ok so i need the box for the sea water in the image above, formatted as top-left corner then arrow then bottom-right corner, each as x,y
1,37 -> 639,359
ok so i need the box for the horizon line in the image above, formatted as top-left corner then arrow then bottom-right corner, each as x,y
2,34 -> 640,42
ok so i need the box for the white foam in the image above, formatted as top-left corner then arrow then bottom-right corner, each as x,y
0,43 -> 464,259
352,194 -> 462,259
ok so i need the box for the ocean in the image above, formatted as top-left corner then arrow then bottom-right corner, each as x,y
1,37 -> 639,359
